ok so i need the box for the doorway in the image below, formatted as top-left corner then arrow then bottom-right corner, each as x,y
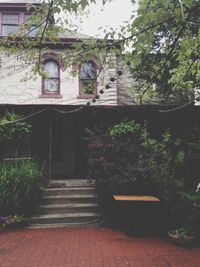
31,116 -> 87,179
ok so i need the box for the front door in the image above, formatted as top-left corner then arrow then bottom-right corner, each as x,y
31,116 -> 85,179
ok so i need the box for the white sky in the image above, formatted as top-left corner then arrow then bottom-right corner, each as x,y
76,0 -> 135,37
0,0 -> 136,37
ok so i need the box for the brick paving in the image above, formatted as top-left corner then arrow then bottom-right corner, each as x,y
0,227 -> 199,267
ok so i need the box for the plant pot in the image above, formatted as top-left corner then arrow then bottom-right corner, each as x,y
168,230 -> 194,246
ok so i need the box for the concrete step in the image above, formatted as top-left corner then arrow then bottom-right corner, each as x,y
44,187 -> 96,196
48,179 -> 95,188
29,222 -> 99,229
41,194 -> 97,205
38,203 -> 98,214
31,212 -> 99,224
31,179 -> 99,227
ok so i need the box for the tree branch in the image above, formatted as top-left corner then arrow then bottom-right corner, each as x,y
37,0 -> 54,71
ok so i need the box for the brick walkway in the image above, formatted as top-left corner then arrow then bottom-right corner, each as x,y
0,227 -> 199,267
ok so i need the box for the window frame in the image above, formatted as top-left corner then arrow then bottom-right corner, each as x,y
41,59 -> 61,98
78,60 -> 97,99
1,13 -> 19,36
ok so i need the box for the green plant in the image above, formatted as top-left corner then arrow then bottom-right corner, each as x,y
0,112 -> 32,160
168,227 -> 195,246
0,112 -> 31,141
176,190 -> 200,238
85,121 -> 188,228
169,228 -> 194,239
0,215 -> 28,228
109,120 -> 140,137
80,81 -> 95,94
0,159 -> 45,215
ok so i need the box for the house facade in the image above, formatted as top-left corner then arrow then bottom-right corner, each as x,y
0,0 -> 136,179
0,1 -> 197,180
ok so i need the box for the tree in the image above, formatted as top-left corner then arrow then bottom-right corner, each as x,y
0,0 -> 199,104
124,0 -> 200,102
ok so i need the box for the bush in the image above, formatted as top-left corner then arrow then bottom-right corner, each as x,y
177,191 -> 200,239
86,121 -> 185,197
0,112 -> 31,141
0,159 -> 45,215
84,121 -> 190,229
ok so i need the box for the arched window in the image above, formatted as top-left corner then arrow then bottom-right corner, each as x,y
42,60 -> 60,95
79,61 -> 97,96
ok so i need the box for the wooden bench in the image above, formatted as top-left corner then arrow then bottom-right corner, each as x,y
113,195 -> 160,202
112,195 -> 161,234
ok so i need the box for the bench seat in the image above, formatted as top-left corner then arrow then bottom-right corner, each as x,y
113,195 -> 160,202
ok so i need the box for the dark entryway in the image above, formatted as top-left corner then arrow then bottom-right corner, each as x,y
31,115 -> 87,179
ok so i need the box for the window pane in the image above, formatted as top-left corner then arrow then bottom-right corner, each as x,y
2,25 -> 19,36
44,79 -> 59,93
80,62 -> 96,79
25,14 -> 31,23
80,80 -> 95,94
2,14 -> 18,24
24,14 -> 37,36
25,26 -> 38,37
44,62 -> 59,78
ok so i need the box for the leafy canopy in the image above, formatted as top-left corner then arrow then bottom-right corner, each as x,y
0,0 -> 199,101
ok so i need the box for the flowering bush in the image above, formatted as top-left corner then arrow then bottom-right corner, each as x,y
0,215 -> 28,229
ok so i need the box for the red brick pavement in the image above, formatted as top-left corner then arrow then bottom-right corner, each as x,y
0,227 -> 199,267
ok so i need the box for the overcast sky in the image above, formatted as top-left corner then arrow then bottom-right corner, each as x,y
76,0 -> 136,37
0,0 -> 136,37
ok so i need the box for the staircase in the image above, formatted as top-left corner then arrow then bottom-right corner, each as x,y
31,179 -> 99,228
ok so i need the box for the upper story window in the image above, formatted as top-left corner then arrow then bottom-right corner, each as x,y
79,61 -> 97,96
25,14 -> 37,37
0,13 -> 37,37
2,14 -> 19,36
42,60 -> 60,96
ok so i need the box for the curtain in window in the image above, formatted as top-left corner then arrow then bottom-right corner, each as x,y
44,61 -> 59,93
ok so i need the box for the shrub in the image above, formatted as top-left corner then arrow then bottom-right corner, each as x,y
0,112 -> 31,141
84,120 -> 190,228
0,112 -> 32,160
0,159 -> 45,215
86,121 -> 185,197
177,191 -> 200,238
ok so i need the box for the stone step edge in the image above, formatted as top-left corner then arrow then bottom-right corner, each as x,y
31,212 -> 99,220
42,194 -> 97,199
45,187 -> 95,191
28,221 -> 100,229
39,203 -> 98,208
48,180 -> 95,187
49,179 -> 95,182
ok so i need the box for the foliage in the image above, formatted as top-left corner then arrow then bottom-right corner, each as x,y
0,159 -> 45,215
85,120 -> 200,234
109,120 -> 140,137
177,191 -> 200,238
80,81 -> 95,94
0,0 -> 198,103
0,112 -> 31,141
85,121 -> 186,205
169,228 -> 194,239
183,125 -> 200,156
0,214 -> 28,228
122,0 -> 200,100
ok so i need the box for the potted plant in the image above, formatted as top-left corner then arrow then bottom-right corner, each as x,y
168,227 -> 194,246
